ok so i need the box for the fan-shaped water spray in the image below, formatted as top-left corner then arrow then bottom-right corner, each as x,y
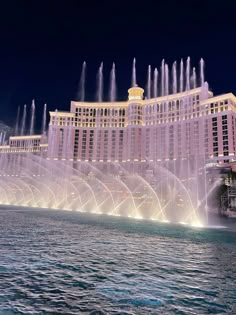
0,153 -> 208,226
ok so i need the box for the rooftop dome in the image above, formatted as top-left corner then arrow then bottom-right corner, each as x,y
128,86 -> 144,101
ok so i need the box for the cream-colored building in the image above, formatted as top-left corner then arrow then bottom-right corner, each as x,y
47,84 -> 236,164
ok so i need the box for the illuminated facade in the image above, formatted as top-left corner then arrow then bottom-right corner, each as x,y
47,84 -> 236,164
0,135 -> 48,154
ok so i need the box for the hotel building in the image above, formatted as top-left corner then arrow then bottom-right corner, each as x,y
46,84 -> 236,164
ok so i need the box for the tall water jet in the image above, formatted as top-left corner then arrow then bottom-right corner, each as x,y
20,104 -> 27,136
161,59 -> 165,96
132,58 -> 137,87
172,61 -> 177,94
200,58 -> 205,86
179,59 -> 184,92
78,61 -> 86,101
109,63 -> 117,102
153,68 -> 158,98
192,67 -> 197,89
146,65 -> 151,99
15,106 -> 20,135
96,62 -> 103,102
165,64 -> 169,96
29,99 -> 35,136
42,103 -> 47,134
185,57 -> 190,91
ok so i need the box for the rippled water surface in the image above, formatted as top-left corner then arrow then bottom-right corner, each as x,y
0,209 -> 236,314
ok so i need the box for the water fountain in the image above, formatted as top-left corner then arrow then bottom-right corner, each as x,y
161,59 -> 165,96
15,106 -> 20,135
153,68 -> 158,98
20,104 -> 27,135
29,99 -> 35,135
146,65 -> 151,99
179,58 -> 184,92
132,58 -> 137,87
0,154 -> 206,226
164,63 -> 169,96
42,104 -> 47,134
78,61 -> 86,101
185,57 -> 190,91
0,57 -> 211,227
96,62 -> 103,102
109,63 -> 116,102
172,61 -> 177,94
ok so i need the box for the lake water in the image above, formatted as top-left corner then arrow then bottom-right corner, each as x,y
0,209 -> 236,314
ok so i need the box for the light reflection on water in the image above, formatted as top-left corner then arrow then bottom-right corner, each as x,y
0,209 -> 235,315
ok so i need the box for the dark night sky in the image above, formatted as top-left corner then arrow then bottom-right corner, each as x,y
0,0 -> 236,130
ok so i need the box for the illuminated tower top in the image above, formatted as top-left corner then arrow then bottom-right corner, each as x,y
128,86 -> 144,101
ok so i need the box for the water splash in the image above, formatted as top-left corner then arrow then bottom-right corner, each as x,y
78,61 -> 86,101
109,63 -> 117,102
172,61 -> 177,94
29,99 -> 35,136
96,62 -> 103,102
132,58 -> 137,87
21,104 -> 27,136
153,68 -> 158,98
147,65 -> 151,99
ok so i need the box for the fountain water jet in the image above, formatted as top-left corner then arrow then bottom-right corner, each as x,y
21,104 -> 27,136
146,65 -> 151,99
172,61 -> 177,94
200,58 -> 205,86
42,104 -> 47,134
78,61 -> 86,101
165,64 -> 169,96
109,63 -> 117,102
161,59 -> 165,96
179,59 -> 184,92
185,57 -> 190,91
29,100 -> 35,136
192,67 -> 197,89
15,106 -> 20,136
132,58 -> 137,87
96,62 -> 103,102
153,68 -> 158,98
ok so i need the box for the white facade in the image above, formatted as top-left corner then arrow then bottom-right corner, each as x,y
47,84 -> 236,164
